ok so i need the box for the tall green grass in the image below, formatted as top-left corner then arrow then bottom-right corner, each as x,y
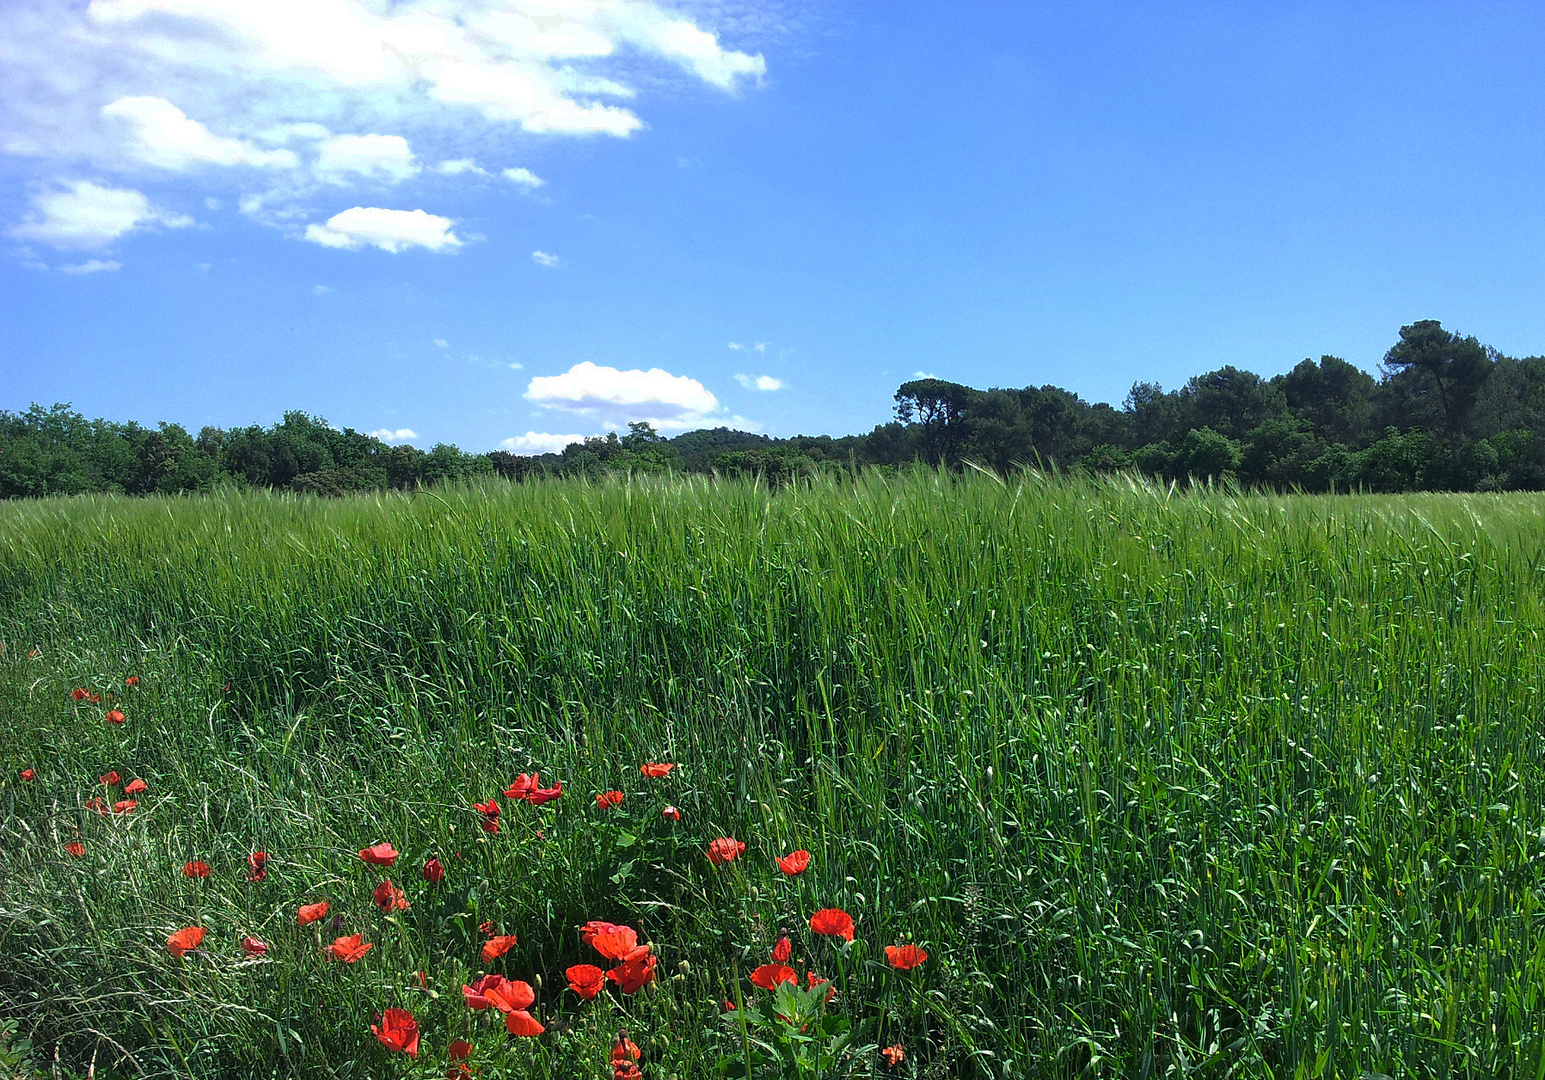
2,471 -> 1545,1079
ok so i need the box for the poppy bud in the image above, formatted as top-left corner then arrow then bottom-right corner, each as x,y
533,973 -> 542,988
662,805 -> 681,822
986,766 -> 993,781
677,959 -> 690,975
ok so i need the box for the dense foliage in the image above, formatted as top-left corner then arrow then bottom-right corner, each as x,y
2,475 -> 1544,1079
5,319 -> 1544,497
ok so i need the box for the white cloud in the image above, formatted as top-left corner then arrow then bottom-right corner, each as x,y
912,370 -> 938,378
526,360 -> 722,430
369,428 -> 418,442
313,284 -> 331,294
103,96 -> 298,170
61,258 -> 122,274
434,338 -> 448,347
502,166 -> 544,189
735,373 -> 783,391
500,431 -> 586,454
754,342 -> 768,352
531,250 -> 560,266
2,2 -> 768,251
508,361 -> 523,370
304,206 -> 462,253
10,180 -> 193,250
314,133 -> 418,184
727,342 -> 743,350
436,158 -> 488,176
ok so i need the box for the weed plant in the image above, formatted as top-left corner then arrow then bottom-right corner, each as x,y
1,471 -> 1544,1078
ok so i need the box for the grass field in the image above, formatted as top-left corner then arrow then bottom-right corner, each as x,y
2,472 -> 1545,1080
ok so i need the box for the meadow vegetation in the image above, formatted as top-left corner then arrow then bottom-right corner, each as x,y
2,471 -> 1544,1078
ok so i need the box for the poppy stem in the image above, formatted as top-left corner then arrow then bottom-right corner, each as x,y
731,956 -> 753,1080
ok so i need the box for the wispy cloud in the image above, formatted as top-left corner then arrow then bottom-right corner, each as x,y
500,431 -> 587,455
60,258 -> 121,274
531,250 -> 560,267
735,373 -> 783,391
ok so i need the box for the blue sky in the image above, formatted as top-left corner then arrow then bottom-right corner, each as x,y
3,1 -> 1544,453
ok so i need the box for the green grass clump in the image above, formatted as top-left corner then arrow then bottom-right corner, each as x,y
2,471 -> 1545,1079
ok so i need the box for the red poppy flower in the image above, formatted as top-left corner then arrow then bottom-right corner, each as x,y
241,936 -> 268,956
525,780 -> 562,806
298,900 -> 330,924
372,1007 -> 420,1058
566,963 -> 605,999
480,934 -> 518,962
581,920 -> 628,945
462,974 -> 507,1010
809,908 -> 855,941
505,1010 -> 544,1037
484,979 -> 536,1014
65,841 -> 85,858
328,933 -> 374,963
20,768 -> 35,781
807,970 -> 835,1003
182,860 -> 211,878
706,837 -> 746,865
605,948 -> 657,994
104,710 -> 125,724
588,925 -> 639,961
373,879 -> 410,912
72,688 -> 90,701
124,778 -> 147,795
478,920 -> 495,937
596,790 -> 624,809
473,798 -> 500,832
611,1033 -> 641,1064
662,805 -> 680,821
247,851 -> 268,882
881,1044 -> 904,1067
503,773 -> 536,801
83,797 -> 107,815
99,770 -> 121,786
777,849 -> 811,875
615,1065 -> 643,1080
422,857 -> 444,883
125,675 -> 140,685
721,999 -> 736,1012
640,763 -> 675,778
359,842 -> 399,866
885,944 -> 928,970
448,1039 -> 473,1063
749,964 -> 797,990
112,799 -> 137,814
771,935 -> 792,962
167,926 -> 205,957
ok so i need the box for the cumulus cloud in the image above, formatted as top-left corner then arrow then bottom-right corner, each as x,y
103,96 -> 298,170
502,166 -> 544,189
10,180 -> 193,250
61,258 -> 122,274
500,431 -> 586,455
526,360 -> 724,430
369,428 -> 418,441
304,207 -> 462,253
735,373 -> 783,391
531,250 -> 560,266
314,133 -> 418,184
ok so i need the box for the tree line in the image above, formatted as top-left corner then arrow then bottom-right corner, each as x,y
4,320 -> 1543,498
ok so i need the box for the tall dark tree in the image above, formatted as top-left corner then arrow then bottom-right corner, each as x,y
1279,356 -> 1378,448
894,378 -> 979,465
1380,320 -> 1492,457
